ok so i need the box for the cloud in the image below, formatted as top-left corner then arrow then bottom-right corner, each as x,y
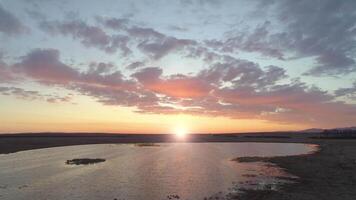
197,59 -> 287,88
126,61 -> 145,69
125,26 -> 197,59
7,48 -> 143,106
95,16 -> 129,30
10,49 -> 136,93
137,37 -> 196,60
126,26 -> 165,39
74,84 -> 159,107
39,19 -> 131,55
39,17 -> 197,59
191,60 -> 350,124
1,1 -> 355,129
334,81 -> 356,100
0,86 -> 71,103
214,82 -> 332,111
87,62 -> 115,74
3,48 -> 356,127
133,67 -> 213,98
205,0 -> 356,76
206,21 -> 285,60
0,53 -> 19,83
132,67 -> 162,84
13,49 -> 80,84
263,0 -> 356,75
128,59 -> 356,127
167,25 -> 188,32
306,50 -> 356,75
0,3 -> 27,36
62,2 -> 355,76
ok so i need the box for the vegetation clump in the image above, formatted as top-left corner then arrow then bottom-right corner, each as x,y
65,158 -> 106,165
135,143 -> 160,147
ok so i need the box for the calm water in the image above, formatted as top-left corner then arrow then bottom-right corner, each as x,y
0,143 -> 315,200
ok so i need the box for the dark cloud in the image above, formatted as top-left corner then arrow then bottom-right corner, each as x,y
95,16 -> 129,30
185,46 -> 223,63
167,25 -> 188,32
334,81 -> 356,100
203,0 -> 356,76
73,1 -> 356,76
126,26 -> 165,39
13,48 -> 80,84
132,67 -> 162,84
0,86 -> 71,103
39,17 -> 196,59
206,21 -> 285,60
197,59 -> 287,88
11,48 -> 135,90
0,3 -> 27,36
39,20 -> 131,55
126,61 -> 145,69
306,50 -> 356,76
215,81 -> 332,111
274,0 -> 356,75
137,37 -> 196,60
257,0 -> 356,75
88,62 -> 115,74
125,26 -> 197,59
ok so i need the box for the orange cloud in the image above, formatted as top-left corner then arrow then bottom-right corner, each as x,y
146,78 -> 212,98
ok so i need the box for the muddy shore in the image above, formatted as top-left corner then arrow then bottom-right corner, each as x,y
233,140 -> 356,200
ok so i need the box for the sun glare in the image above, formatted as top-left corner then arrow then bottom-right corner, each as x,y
174,127 -> 188,140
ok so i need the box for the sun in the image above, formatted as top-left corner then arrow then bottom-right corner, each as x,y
173,126 -> 188,140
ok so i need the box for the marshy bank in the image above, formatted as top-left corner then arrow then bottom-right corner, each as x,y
231,141 -> 356,200
134,143 -> 160,147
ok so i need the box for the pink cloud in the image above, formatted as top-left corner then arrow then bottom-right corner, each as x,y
2,48 -> 356,128
133,67 -> 213,98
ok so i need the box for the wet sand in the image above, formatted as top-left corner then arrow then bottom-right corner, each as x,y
1,133 -> 356,199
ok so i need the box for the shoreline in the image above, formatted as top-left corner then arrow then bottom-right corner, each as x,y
0,132 -> 324,154
233,141 -> 356,200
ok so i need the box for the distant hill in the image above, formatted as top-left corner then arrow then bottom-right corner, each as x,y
301,127 -> 356,133
301,128 -> 324,133
331,126 -> 356,131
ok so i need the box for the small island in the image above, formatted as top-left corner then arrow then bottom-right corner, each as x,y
135,143 -> 160,147
65,158 -> 106,165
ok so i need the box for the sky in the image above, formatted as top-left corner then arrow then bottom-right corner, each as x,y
0,0 -> 356,134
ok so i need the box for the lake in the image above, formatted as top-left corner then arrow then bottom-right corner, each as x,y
0,143 -> 316,200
